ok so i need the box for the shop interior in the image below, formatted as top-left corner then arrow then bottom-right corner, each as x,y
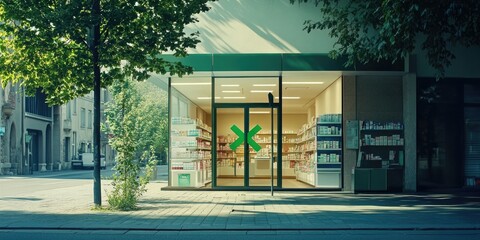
169,71 -> 343,189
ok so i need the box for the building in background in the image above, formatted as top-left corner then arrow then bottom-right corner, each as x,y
0,84 -> 111,175
0,82 -> 23,175
54,89 -> 113,170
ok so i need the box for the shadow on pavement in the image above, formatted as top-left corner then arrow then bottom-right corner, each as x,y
1,192 -> 478,230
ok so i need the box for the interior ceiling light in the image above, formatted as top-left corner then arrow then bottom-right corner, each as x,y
283,82 -> 324,85
221,84 -> 240,87
253,84 -> 276,87
275,96 -> 301,99
223,96 -> 246,99
250,90 -> 273,93
222,90 -> 241,93
197,97 -> 220,100
172,82 -> 211,86
285,87 -> 309,90
250,111 -> 270,114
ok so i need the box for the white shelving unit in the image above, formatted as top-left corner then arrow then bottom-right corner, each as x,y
216,136 -> 243,177
316,114 -> 343,188
170,117 -> 212,187
294,118 -> 317,186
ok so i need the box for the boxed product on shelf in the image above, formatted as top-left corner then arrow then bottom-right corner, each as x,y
171,162 -> 184,170
298,117 -> 316,135
317,153 -> 340,163
183,162 -> 196,170
317,126 -> 342,135
317,140 -> 340,149
171,149 -> 211,159
171,129 -> 201,137
217,135 -> 236,143
317,114 -> 342,123
172,117 -> 196,125
196,118 -> 212,132
361,134 -> 404,146
171,140 -> 197,148
361,121 -> 403,130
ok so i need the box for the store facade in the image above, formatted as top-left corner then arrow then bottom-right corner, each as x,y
159,53 -> 412,191
154,0 -> 479,192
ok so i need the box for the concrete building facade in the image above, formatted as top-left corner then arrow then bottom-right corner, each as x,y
0,85 -> 111,175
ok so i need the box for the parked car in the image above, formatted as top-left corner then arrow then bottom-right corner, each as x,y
71,153 -> 106,170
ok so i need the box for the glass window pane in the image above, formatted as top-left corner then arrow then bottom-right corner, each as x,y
464,84 -> 480,103
170,76 -> 212,188
216,108 -> 244,187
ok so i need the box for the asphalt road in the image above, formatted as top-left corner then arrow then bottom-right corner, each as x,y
1,230 -> 479,240
0,165 -> 168,197
0,169 -> 112,196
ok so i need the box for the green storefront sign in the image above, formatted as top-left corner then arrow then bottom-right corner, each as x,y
178,174 -> 191,187
229,124 -> 262,152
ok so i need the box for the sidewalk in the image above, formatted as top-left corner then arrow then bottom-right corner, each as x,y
0,180 -> 479,231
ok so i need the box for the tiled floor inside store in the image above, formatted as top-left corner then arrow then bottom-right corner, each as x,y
215,178 -> 313,188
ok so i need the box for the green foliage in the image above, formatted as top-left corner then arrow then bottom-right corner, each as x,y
291,0 -> 480,77
103,78 -> 164,211
0,0 -> 211,104
133,80 -> 169,160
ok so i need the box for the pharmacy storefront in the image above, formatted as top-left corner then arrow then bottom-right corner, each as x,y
157,1 -> 417,192
159,53 -> 415,191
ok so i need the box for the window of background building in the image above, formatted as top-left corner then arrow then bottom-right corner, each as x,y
25,89 -> 52,118
72,132 -> 77,159
80,142 -> 85,153
80,108 -> 86,128
88,110 -> 92,128
66,102 -> 71,120
73,99 -> 77,115
103,89 -> 109,102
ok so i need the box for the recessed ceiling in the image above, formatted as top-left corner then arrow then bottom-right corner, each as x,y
170,71 -> 341,114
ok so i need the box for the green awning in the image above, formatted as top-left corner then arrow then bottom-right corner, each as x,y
160,53 -> 403,72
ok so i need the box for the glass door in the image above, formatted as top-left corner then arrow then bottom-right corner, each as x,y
215,108 -> 245,187
214,105 -> 280,188
212,75 -> 281,188
248,108 -> 278,187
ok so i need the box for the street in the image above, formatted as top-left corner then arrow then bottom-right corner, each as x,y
0,169 -> 111,196
0,166 -> 167,196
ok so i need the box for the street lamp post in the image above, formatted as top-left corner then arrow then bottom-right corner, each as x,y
268,92 -> 274,197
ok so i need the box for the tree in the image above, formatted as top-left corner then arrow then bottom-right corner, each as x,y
103,77 -> 161,210
0,0 -> 211,206
133,81 -> 169,162
290,0 -> 480,77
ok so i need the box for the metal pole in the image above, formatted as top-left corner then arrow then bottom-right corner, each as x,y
271,105 -> 274,196
268,93 -> 274,196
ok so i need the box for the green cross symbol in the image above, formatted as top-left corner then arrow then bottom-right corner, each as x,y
229,124 -> 262,152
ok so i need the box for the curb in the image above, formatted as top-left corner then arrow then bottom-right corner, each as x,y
1,227 -> 479,231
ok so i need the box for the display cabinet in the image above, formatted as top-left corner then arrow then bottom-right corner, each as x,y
355,121 -> 404,192
316,114 -> 342,188
170,117 -> 212,187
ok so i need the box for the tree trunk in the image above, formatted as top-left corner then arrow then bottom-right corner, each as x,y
92,0 -> 102,207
